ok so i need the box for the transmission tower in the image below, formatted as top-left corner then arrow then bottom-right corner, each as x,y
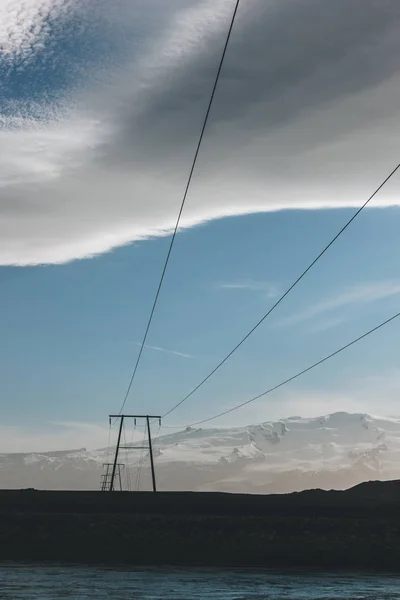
100,462 -> 124,491
108,414 -> 161,492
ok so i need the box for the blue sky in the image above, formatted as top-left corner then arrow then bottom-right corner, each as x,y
2,205 -> 400,450
2,0 -> 400,450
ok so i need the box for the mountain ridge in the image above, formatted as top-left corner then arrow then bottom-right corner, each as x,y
1,411 -> 399,492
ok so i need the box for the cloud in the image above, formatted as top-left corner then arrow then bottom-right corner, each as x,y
0,0 -> 75,61
132,342 -> 195,360
2,0 -> 400,265
217,280 -> 278,297
308,317 -> 346,334
163,388 -> 376,430
233,391 -> 366,427
0,418 -> 154,453
0,420 -> 109,453
277,281 -> 400,328
212,370 -> 400,428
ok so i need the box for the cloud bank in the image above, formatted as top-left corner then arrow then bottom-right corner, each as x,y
2,0 -> 400,265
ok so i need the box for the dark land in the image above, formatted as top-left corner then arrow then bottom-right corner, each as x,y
1,480 -> 400,570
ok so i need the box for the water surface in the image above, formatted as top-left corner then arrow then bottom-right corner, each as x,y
0,563 -> 399,599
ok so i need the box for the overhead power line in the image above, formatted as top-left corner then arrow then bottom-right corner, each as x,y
115,0 -> 242,418
161,161 -> 400,420
169,308 -> 400,428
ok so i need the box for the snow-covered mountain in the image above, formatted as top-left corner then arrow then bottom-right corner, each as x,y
1,412 -> 400,493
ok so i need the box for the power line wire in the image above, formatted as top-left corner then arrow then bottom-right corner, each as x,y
105,419 -> 112,464
115,0 -> 241,418
122,422 -> 131,491
126,419 -> 137,491
161,161 -> 400,420
135,428 -> 147,491
170,309 -> 400,428
152,423 -> 163,454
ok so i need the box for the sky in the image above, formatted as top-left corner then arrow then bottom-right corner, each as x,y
2,0 -> 400,451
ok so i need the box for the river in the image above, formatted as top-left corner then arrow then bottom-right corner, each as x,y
0,563 -> 399,599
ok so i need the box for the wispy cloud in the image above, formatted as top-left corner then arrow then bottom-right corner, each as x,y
0,421 -> 109,453
308,317 -> 346,334
277,281 -> 400,328
217,280 -> 278,298
133,342 -> 195,360
231,390 -> 365,427
219,371 -> 400,427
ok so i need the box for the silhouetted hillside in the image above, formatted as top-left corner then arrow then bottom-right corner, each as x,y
0,480 -> 400,570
